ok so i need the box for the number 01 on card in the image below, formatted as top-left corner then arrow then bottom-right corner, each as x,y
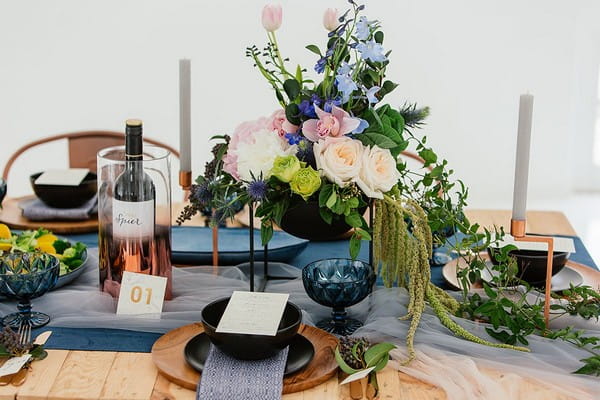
116,271 -> 167,316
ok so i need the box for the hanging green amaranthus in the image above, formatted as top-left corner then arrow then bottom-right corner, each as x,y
373,195 -> 529,364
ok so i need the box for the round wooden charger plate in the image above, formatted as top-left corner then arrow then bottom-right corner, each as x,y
442,252 -> 600,290
151,323 -> 339,394
0,196 -> 98,234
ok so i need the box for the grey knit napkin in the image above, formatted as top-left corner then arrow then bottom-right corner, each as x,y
196,345 -> 289,400
21,195 -> 97,221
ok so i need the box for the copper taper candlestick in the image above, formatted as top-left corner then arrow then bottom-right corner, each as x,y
510,218 -> 554,327
179,170 -> 192,191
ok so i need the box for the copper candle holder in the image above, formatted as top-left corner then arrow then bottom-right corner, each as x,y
510,218 -> 553,326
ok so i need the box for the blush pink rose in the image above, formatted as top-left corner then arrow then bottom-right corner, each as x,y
267,109 -> 298,138
302,105 -> 361,142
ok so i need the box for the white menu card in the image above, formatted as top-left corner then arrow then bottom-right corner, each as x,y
35,168 -> 89,186
216,291 -> 289,336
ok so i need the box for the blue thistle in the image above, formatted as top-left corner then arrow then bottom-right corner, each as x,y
192,182 -> 212,205
248,179 -> 268,201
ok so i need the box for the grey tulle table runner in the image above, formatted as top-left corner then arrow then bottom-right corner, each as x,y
21,195 -> 97,221
1,249 -> 598,400
196,345 -> 288,400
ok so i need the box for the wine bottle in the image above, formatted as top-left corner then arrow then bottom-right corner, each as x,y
112,119 -> 156,274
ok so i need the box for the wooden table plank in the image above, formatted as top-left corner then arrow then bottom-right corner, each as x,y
100,353 -> 158,400
47,351 -> 116,400
376,368 -> 403,400
151,375 -> 195,400
301,376 -> 339,400
16,350 -> 69,400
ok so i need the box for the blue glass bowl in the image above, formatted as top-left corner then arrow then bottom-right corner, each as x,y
302,258 -> 375,335
0,252 -> 60,328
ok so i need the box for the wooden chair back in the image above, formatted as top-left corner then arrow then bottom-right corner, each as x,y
2,131 -> 180,181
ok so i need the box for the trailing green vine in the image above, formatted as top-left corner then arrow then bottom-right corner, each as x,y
373,195 -> 529,364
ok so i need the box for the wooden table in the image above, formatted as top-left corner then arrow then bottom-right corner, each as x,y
0,210 -> 592,400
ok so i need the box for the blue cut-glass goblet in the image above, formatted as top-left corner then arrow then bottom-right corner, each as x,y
0,252 -> 60,328
302,258 -> 375,336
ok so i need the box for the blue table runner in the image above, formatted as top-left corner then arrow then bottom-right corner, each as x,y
36,229 -> 597,353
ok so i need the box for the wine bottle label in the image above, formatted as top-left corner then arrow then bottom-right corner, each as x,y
112,199 -> 155,238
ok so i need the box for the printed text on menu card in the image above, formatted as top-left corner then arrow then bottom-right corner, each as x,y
216,291 -> 289,336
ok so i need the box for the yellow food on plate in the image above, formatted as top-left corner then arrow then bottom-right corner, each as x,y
0,242 -> 11,251
0,223 -> 11,239
37,243 -> 57,255
37,233 -> 58,245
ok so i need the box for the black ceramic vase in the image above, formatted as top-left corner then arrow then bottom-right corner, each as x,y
279,200 -> 353,241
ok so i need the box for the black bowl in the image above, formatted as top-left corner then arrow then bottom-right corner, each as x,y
30,171 -> 97,208
487,247 -> 569,285
201,296 -> 302,360
280,200 -> 366,241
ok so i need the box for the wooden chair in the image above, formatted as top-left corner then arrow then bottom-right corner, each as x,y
2,130 -> 180,182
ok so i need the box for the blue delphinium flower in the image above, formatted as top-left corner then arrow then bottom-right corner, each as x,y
285,132 -> 302,145
366,86 -> 380,104
357,40 -> 386,62
314,57 -> 327,73
335,73 -> 358,103
323,97 -> 342,113
355,16 -> 370,40
247,179 -> 268,201
352,118 -> 369,134
337,61 -> 353,75
311,93 -> 322,106
298,100 -> 317,118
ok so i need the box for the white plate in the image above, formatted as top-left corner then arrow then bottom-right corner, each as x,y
480,261 -> 583,292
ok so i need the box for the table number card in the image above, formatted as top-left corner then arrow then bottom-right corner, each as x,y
116,271 -> 167,317
216,291 -> 289,336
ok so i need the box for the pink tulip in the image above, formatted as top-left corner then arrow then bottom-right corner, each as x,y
262,4 -> 282,32
302,105 -> 361,142
323,8 -> 339,32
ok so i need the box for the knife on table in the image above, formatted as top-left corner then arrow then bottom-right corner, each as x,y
10,331 -> 52,387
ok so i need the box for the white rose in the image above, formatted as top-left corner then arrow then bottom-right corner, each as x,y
235,128 -> 295,182
356,145 -> 401,199
313,137 -> 364,187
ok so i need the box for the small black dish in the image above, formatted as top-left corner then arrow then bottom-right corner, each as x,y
30,171 -> 97,209
201,297 -> 302,360
184,332 -> 314,376
487,247 -> 569,286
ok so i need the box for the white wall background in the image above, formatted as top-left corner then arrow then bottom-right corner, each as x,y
0,0 -> 598,208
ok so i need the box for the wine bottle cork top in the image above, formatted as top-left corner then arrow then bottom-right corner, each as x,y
126,119 -> 143,127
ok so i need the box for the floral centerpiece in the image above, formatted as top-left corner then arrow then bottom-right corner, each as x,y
180,1 -> 600,373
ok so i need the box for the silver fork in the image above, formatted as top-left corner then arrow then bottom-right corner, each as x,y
17,322 -> 31,347
0,322 -> 31,386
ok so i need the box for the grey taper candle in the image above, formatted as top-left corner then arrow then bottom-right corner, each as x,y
179,59 -> 191,172
511,94 -> 534,221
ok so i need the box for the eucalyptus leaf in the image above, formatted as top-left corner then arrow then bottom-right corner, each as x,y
364,342 -> 396,368
283,79 -> 301,101
335,346 -> 361,375
363,132 -> 397,149
305,44 -> 322,56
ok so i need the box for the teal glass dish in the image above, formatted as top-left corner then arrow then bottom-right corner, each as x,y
0,252 -> 60,328
302,258 -> 375,335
